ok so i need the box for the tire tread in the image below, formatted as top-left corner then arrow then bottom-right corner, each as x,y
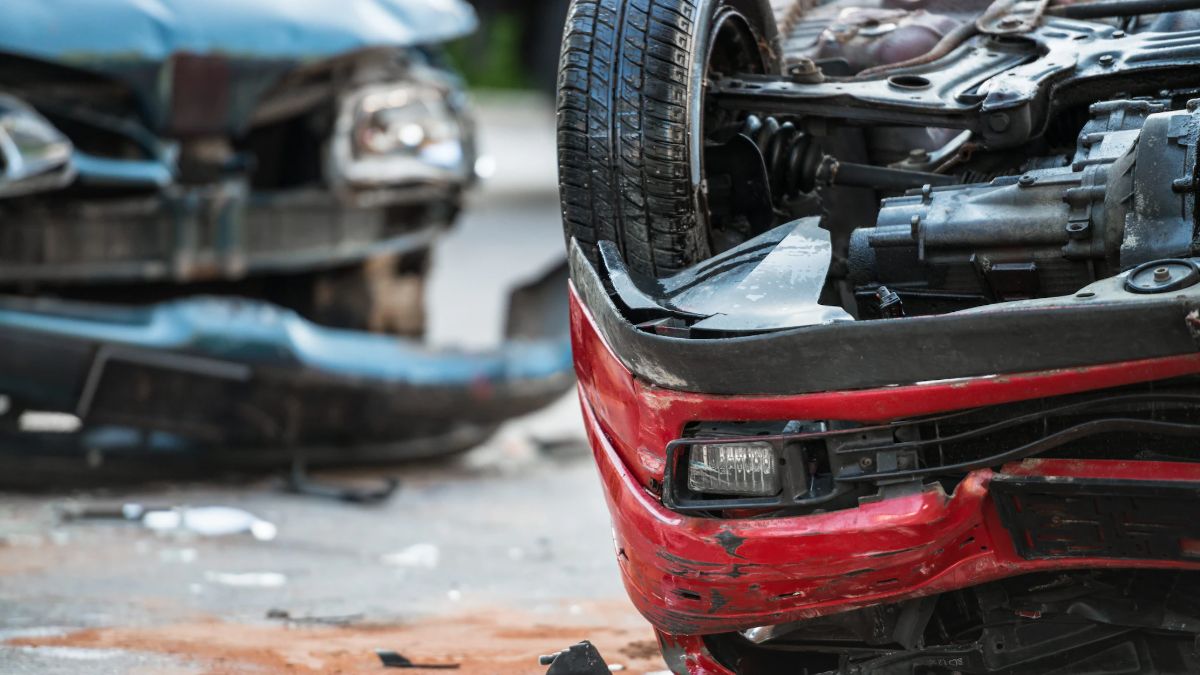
557,0 -> 709,277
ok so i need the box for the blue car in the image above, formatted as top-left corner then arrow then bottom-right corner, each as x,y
0,0 -> 571,474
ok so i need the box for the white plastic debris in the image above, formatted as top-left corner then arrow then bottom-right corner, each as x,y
141,506 -> 277,541
203,571 -> 287,588
158,547 -> 198,564
380,543 -> 440,569
17,411 -> 81,433
12,646 -> 126,661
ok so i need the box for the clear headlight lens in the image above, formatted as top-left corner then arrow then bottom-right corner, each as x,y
687,442 -> 780,497
355,87 -> 462,166
328,77 -> 471,189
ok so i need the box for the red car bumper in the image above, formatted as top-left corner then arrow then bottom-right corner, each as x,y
570,283 -> 1200,665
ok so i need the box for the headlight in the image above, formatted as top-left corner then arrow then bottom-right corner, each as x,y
687,442 -> 780,497
327,75 -> 472,191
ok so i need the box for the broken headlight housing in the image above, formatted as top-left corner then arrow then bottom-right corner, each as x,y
327,73 -> 473,191
0,94 -> 75,198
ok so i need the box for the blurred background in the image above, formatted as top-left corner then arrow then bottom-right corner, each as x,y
0,1 -> 667,673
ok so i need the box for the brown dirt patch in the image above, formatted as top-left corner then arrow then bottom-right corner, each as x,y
620,639 -> 663,661
6,601 -> 667,675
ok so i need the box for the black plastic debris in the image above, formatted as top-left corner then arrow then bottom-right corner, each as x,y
540,641 -> 611,675
283,459 -> 400,505
375,649 -> 460,669
265,608 -> 364,626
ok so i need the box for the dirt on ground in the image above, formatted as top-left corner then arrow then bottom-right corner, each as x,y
6,601 -> 668,674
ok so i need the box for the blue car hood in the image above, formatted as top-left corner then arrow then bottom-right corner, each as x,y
0,0 -> 476,64
0,0 -> 476,134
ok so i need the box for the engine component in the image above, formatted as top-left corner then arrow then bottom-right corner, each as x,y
1125,259 -> 1200,293
812,7 -> 963,74
849,99 -> 1200,304
741,115 -> 822,201
714,18 -> 1200,148
709,114 -> 955,216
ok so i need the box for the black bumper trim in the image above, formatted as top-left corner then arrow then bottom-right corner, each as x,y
569,241 -> 1200,396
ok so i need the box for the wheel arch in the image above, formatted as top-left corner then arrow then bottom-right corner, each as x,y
724,0 -> 781,63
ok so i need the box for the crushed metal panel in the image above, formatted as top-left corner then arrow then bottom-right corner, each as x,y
0,0 -> 476,63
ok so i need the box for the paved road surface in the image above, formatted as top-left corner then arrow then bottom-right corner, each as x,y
0,94 -> 668,675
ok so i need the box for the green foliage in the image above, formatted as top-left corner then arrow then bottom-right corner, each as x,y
447,13 -> 530,90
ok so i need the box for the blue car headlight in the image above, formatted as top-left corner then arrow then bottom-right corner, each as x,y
327,70 -> 473,192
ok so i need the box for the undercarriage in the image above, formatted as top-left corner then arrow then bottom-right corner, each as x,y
703,570 -> 1200,674
557,0 -> 1200,672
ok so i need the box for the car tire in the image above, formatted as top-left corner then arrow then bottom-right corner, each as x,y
557,0 -> 780,278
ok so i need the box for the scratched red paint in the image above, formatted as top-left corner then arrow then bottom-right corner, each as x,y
569,284 -> 1200,670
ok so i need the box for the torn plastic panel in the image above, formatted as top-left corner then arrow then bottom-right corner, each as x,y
573,238 -> 1200,396
0,261 -> 573,473
600,218 -> 852,337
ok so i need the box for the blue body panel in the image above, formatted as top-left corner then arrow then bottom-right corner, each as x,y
0,297 -> 571,387
0,0 -> 477,134
0,0 -> 476,64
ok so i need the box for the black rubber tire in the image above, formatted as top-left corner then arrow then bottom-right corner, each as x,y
557,0 -> 779,278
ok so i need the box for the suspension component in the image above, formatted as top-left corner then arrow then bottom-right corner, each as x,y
741,115 -> 823,200
740,115 -> 955,201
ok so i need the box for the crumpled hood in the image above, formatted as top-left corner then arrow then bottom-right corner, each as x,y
0,0 -> 476,64
0,0 -> 476,135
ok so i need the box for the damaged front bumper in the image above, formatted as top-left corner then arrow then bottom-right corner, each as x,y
569,240 -> 1200,672
0,183 -> 460,284
0,262 -> 572,473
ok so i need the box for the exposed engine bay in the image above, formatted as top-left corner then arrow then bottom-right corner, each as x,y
559,0 -> 1200,671
592,0 -> 1200,334
571,0 -> 1200,511
565,0 -> 1200,516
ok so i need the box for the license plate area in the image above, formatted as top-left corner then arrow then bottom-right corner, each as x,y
992,474 -> 1200,561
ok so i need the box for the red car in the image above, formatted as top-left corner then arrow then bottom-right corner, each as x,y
557,0 -> 1200,672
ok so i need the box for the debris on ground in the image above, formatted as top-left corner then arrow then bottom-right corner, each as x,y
375,649 -> 460,669
59,503 -> 163,522
282,461 -> 400,505
380,543 -> 440,569
142,506 -> 278,541
60,503 -> 278,541
1,603 -> 670,674
203,571 -> 288,589
539,641 -> 611,675
157,547 -> 198,564
265,609 -> 364,626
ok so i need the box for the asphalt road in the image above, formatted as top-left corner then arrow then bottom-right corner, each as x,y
0,94 -> 667,675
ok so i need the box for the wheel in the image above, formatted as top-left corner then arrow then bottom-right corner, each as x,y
557,0 -> 780,278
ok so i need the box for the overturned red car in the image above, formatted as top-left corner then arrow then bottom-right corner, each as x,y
557,0 -> 1200,672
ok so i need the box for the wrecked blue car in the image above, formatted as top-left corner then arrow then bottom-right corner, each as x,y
0,0 -> 571,474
